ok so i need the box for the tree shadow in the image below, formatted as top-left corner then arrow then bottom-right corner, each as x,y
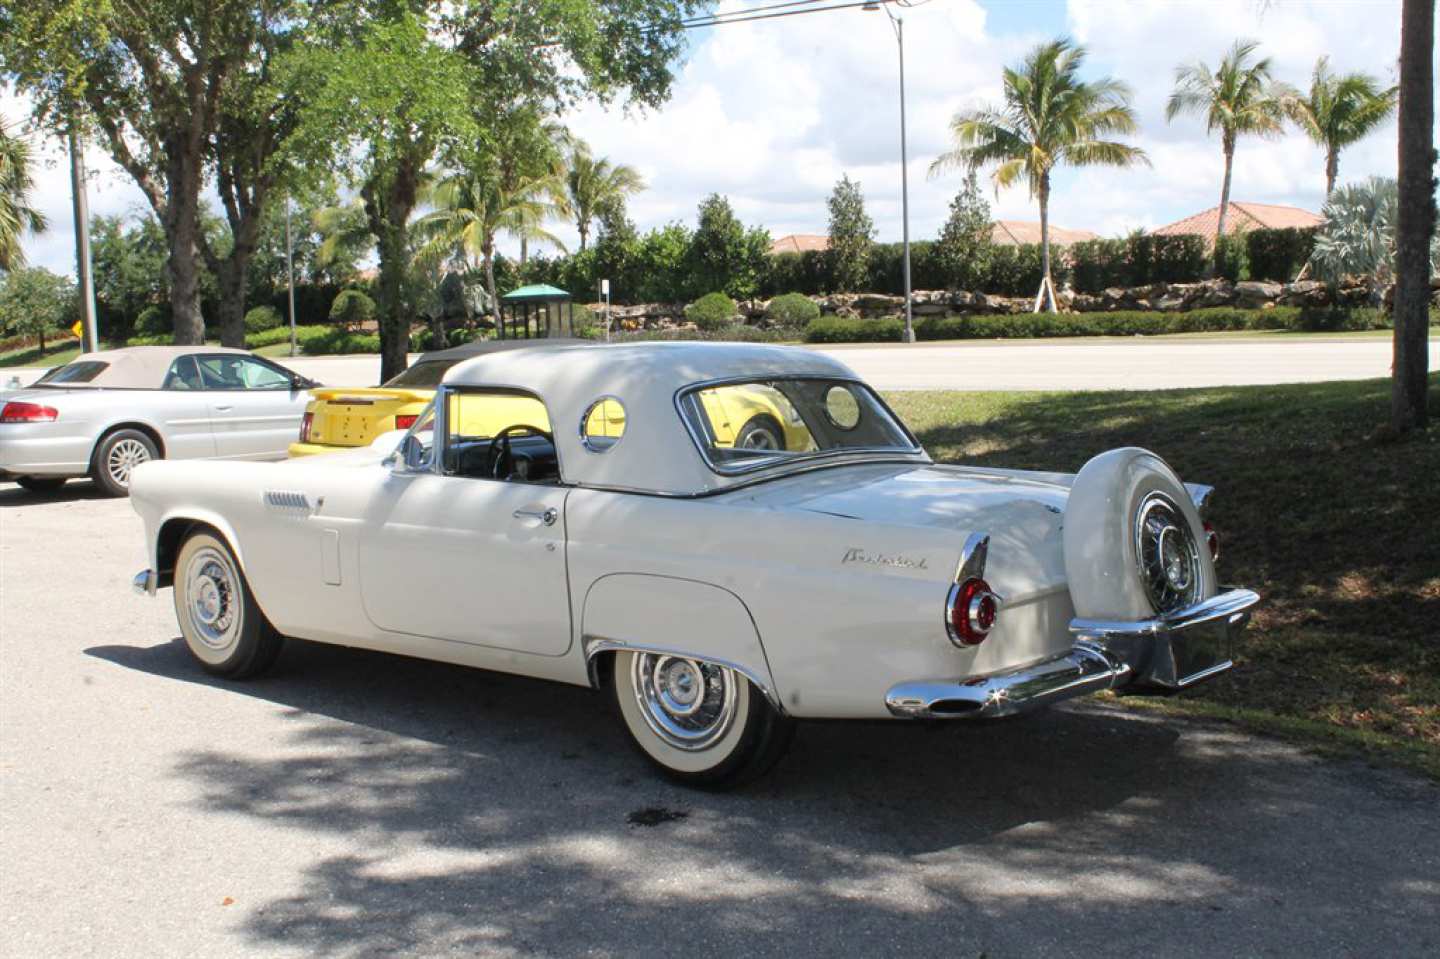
86,638 -> 1440,957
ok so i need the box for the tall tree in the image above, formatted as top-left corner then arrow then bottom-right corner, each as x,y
0,267 -> 77,351
933,170 -> 992,292
563,144 -> 645,252
826,175 -> 874,293
0,119 -> 47,272
1281,58 -> 1398,196
2,0 -> 302,344
1166,39 -> 1286,257
414,164 -> 566,320
1392,0 -> 1435,434
932,38 -> 1146,312
686,193 -> 768,300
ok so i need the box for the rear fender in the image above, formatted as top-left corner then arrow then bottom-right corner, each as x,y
580,573 -> 781,712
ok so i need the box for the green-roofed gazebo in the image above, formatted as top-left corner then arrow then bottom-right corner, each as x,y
498,284 -> 574,340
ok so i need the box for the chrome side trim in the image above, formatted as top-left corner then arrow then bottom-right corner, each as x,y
1069,587 -> 1260,691
582,635 -> 784,715
132,568 -> 157,597
885,643 -> 1128,719
955,532 -> 989,582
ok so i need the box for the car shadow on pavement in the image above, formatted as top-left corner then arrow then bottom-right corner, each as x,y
85,637 -> 1439,958
0,480 -> 106,508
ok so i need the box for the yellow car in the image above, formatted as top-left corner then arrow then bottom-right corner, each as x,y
289,340 -> 809,457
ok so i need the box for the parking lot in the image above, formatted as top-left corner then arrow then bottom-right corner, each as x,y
2,483 -> 1437,958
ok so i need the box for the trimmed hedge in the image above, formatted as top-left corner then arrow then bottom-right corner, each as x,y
686,292 -> 738,331
1070,234 -> 1208,292
765,292 -> 821,327
1245,227 -> 1316,283
244,305 -> 282,334
805,306 -> 1396,344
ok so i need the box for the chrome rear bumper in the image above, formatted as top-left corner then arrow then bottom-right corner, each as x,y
885,587 -> 1260,720
132,568 -> 157,597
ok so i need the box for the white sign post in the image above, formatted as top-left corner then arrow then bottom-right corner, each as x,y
600,279 -> 611,342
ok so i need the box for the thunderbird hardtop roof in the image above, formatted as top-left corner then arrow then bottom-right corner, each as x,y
442,341 -> 909,495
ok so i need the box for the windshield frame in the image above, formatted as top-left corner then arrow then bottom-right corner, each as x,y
673,374 -> 925,478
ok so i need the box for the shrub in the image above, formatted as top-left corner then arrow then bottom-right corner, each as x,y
299,327 -> 381,355
1214,235 -> 1248,282
608,323 -> 791,344
135,305 -> 169,337
765,292 -> 821,328
245,324 -> 328,349
1151,234 -> 1208,284
329,289 -> 376,328
803,305 -> 1394,343
244,305 -> 282,334
985,244 -> 1054,296
1246,227 -> 1316,282
1070,233 -> 1209,292
685,292 -> 738,331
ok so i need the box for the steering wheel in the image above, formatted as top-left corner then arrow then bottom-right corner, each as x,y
484,424 -> 554,480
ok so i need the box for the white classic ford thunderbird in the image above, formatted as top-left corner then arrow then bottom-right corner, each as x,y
130,342 -> 1259,787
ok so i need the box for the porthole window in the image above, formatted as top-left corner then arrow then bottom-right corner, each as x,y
580,396 -> 627,452
823,385 -> 861,430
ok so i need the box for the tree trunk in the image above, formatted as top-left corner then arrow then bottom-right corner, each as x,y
483,243 -> 500,338
1214,137 -> 1235,271
1036,175 -> 1056,313
1392,0 -> 1435,434
578,220 -> 589,252
363,160 -> 421,384
164,212 -> 206,345
520,236 -> 528,266
1325,147 -> 1339,196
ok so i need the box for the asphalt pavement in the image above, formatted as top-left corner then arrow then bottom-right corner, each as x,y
6,335 -> 1439,392
1,485 -> 1436,958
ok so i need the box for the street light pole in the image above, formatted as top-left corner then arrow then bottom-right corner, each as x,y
285,196 -> 297,357
868,1 -> 914,342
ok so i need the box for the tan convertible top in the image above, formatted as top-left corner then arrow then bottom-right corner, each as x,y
50,346 -> 250,389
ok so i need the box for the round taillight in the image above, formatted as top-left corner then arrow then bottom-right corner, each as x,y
947,577 -> 1000,647
1203,521 -> 1220,562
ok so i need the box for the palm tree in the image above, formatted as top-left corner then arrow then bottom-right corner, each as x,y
1166,39 -> 1286,253
563,145 -> 644,252
930,38 -> 1146,313
0,120 -> 48,272
413,167 -> 567,318
1282,58 -> 1398,196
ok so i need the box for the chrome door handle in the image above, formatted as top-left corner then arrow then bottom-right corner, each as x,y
213,405 -> 233,412
513,507 -> 558,526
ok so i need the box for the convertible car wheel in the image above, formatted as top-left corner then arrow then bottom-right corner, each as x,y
92,429 -> 158,497
173,531 -> 284,678
610,650 -> 794,789
735,416 -> 784,452
15,476 -> 67,493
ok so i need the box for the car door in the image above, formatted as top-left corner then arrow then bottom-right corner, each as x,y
356,389 -> 572,655
153,355 -> 218,460
198,354 -> 310,459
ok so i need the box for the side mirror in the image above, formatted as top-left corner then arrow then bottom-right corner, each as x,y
391,433 -> 426,472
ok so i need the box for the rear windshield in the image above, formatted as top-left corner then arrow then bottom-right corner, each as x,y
384,360 -> 452,389
677,378 -> 919,474
35,361 -> 109,385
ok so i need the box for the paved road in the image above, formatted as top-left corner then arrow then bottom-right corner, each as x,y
1,487 -> 1436,957
6,336 -> 1439,392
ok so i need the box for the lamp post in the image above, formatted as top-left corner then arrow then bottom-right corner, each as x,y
285,195 -> 297,357
68,129 -> 99,353
865,0 -> 914,343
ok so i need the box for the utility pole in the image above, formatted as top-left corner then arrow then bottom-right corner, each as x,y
68,129 -> 98,353
866,1 -> 914,342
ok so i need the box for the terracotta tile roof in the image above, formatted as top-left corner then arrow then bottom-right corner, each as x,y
990,220 -> 1098,246
1153,202 -> 1322,244
769,234 -> 830,255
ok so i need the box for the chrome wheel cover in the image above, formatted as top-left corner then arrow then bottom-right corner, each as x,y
631,653 -> 738,751
183,546 -> 241,651
739,427 -> 778,450
106,437 -> 151,489
1135,492 -> 1203,614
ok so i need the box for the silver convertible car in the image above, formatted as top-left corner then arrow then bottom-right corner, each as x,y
130,342 -> 1259,789
0,346 -> 317,496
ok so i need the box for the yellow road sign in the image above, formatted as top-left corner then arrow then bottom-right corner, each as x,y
71,320 -> 84,340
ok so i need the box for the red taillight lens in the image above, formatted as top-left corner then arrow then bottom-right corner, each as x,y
947,577 -> 1000,647
1203,521 -> 1220,562
299,411 -> 314,443
394,414 -> 418,431
0,401 -> 59,423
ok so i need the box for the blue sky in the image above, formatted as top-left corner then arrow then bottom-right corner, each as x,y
6,0 -> 1413,276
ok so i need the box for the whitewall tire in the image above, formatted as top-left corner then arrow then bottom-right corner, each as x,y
610,650 -> 794,789
173,531 -> 284,678
1063,447 -> 1218,620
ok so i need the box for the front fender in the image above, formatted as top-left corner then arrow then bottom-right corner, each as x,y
580,573 -> 781,711
130,461 -> 250,579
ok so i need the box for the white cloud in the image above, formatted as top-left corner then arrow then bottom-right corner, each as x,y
7,0 -> 1415,275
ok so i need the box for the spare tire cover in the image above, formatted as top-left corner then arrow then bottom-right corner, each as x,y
1063,447 -> 1217,620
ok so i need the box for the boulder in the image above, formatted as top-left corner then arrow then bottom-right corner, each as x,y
1234,280 -> 1283,308
1278,280 -> 1329,307
854,294 -> 904,315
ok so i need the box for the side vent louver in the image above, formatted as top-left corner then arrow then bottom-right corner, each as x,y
263,490 -> 315,514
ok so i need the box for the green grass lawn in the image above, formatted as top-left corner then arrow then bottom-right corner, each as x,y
0,339 -> 82,370
885,374 -> 1440,779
